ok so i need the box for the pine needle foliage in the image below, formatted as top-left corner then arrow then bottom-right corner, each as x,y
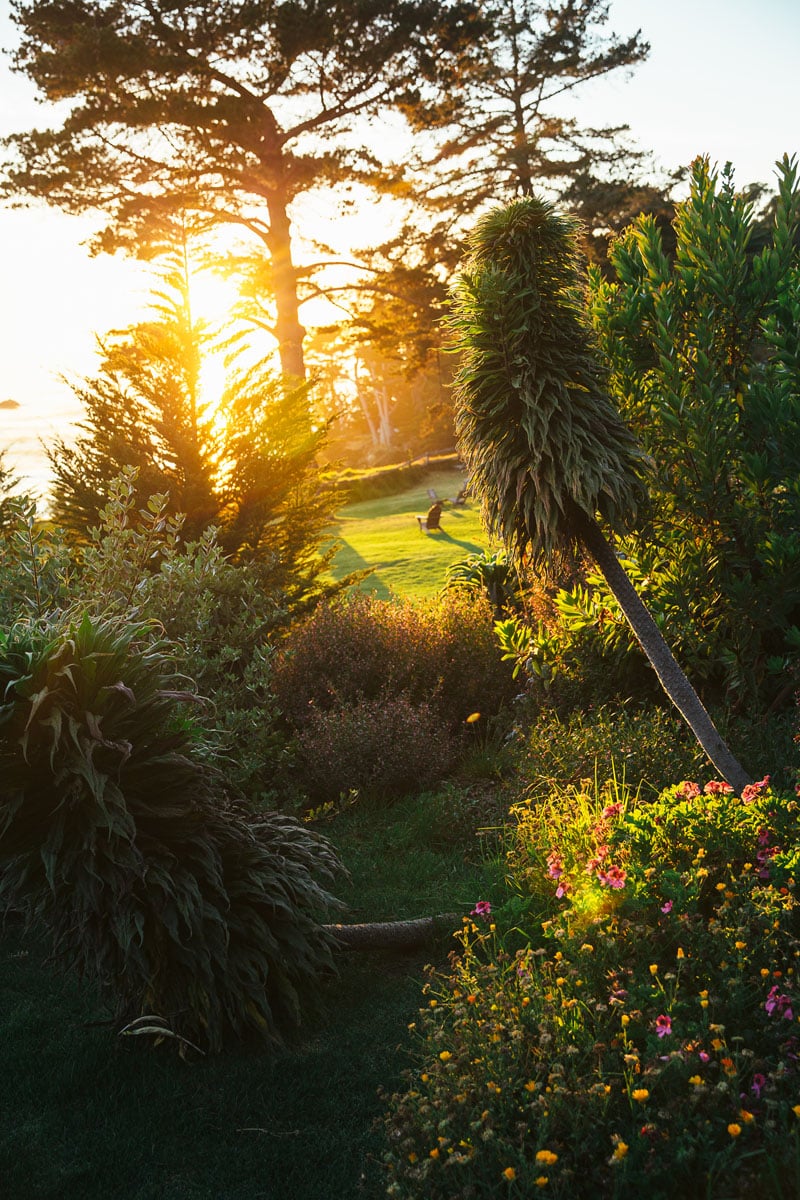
449,196 -> 650,565
0,616 -> 343,1052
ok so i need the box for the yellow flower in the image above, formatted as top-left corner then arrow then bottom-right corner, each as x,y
688,1075 -> 703,1086
429,1147 -> 440,1159
735,941 -> 747,950
740,1110 -> 755,1124
439,1051 -> 452,1062
760,968 -> 770,978
676,947 -> 686,959
711,1037 -> 725,1051
502,1167 -> 516,1182
612,1141 -> 629,1161
466,712 -> 481,724
632,1089 -> 650,1102
620,1014 -> 630,1026
649,963 -> 659,976
793,1105 -> 800,1118
535,1177 -> 549,1188
535,1149 -> 558,1166
727,1123 -> 742,1138
524,1081 -> 538,1092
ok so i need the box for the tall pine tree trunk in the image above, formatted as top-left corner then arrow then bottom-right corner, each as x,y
265,188 -> 306,379
574,507 -> 751,792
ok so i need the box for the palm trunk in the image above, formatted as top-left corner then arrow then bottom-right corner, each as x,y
574,508 -> 751,793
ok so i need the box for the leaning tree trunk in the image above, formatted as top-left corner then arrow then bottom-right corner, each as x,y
574,508 -> 751,793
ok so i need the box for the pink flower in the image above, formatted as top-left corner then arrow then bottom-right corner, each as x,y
751,1072 -> 767,1098
655,1014 -> 672,1038
698,1051 -> 710,1063
555,879 -> 571,899
676,781 -> 701,800
471,901 -> 492,920
597,864 -> 627,890
660,900 -> 673,914
704,779 -> 734,795
546,851 -> 564,880
765,986 -> 794,1020
742,775 -> 770,803
601,803 -> 622,820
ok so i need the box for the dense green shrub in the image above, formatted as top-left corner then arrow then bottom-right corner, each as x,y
0,616 -> 343,1052
274,590 -> 516,733
515,704 -> 706,801
0,474 -> 295,803
295,690 -> 457,804
576,156 -> 800,709
383,779 -> 800,1198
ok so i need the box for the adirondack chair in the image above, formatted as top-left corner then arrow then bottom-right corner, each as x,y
415,501 -> 444,532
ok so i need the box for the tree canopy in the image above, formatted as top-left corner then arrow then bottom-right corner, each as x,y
3,0 -> 484,377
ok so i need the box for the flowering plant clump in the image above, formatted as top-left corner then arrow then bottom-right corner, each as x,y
383,779 -> 800,1198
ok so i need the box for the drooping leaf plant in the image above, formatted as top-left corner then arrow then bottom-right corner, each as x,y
449,196 -> 751,791
0,615 -> 344,1052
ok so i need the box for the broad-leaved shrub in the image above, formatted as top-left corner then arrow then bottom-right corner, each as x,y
0,616 -> 343,1051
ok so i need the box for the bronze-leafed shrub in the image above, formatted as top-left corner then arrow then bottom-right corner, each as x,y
295,690 -> 457,804
274,590 -> 516,733
0,616 -> 343,1052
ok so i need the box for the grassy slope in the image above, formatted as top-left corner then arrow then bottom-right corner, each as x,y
0,793 -> 505,1200
327,467 -> 490,599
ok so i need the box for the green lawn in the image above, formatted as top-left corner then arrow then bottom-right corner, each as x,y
327,467 -> 491,598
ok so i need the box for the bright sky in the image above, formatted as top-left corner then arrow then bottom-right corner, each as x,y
1,0 -> 799,498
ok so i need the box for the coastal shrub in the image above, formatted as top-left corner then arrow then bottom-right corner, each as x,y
295,691 -> 458,804
383,779 -> 800,1198
515,704 -> 705,802
0,616 -> 343,1052
273,590 -> 515,734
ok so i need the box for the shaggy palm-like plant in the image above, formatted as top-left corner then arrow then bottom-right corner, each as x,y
0,616 -> 343,1051
450,198 -> 750,791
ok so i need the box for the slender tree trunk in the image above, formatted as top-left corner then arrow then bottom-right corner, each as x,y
574,508 -> 751,792
265,188 -> 306,379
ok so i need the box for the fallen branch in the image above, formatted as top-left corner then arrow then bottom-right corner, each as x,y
323,913 -> 460,951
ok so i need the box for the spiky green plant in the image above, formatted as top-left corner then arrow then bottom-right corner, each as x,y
0,615 -> 343,1051
450,197 -> 750,791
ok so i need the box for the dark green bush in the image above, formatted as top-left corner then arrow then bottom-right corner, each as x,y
0,616 -> 343,1052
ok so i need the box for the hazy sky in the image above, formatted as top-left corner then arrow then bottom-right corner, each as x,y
1,0 -> 799,495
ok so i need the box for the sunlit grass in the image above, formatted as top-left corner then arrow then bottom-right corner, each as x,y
328,467 -> 491,598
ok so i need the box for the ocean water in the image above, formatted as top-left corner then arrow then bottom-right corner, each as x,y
0,395 -> 81,506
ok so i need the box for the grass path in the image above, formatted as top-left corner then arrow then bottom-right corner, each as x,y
327,467 -> 490,599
